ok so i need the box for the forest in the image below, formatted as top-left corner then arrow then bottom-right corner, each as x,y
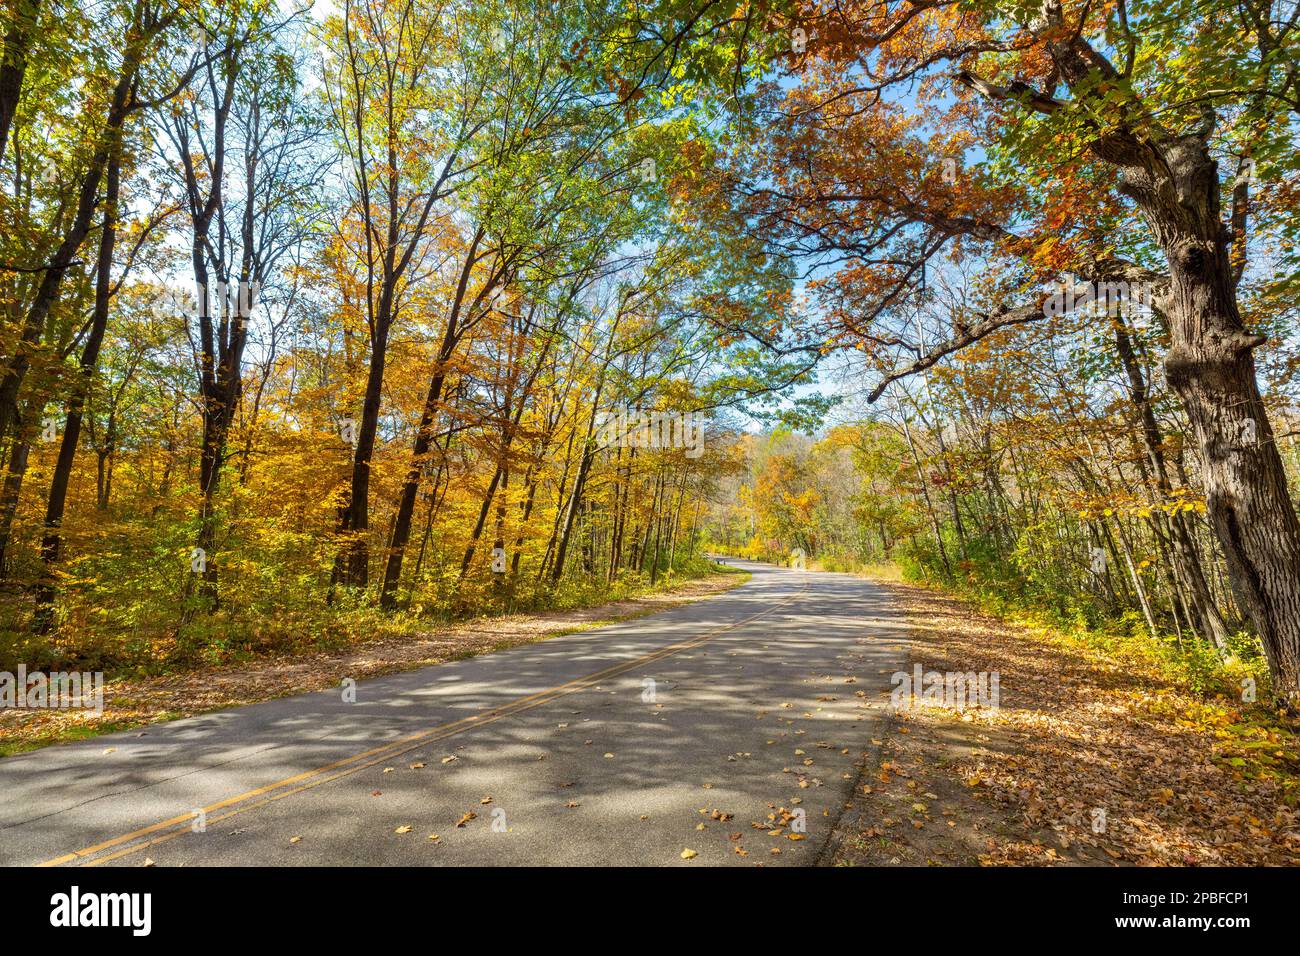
2,0 -> 1299,714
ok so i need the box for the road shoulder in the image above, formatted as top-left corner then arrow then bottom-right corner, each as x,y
827,580 -> 1300,866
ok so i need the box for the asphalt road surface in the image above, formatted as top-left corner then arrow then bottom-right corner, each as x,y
1,561 -> 909,866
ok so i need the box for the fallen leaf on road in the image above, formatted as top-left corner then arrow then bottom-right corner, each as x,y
394,825 -> 412,834
456,812 -> 477,827
680,848 -> 698,860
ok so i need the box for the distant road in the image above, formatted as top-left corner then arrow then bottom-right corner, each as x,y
2,560 -> 909,866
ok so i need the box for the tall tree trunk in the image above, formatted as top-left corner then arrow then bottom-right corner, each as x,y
1131,144 -> 1300,698
378,242 -> 489,609
899,409 -> 951,577
1043,13 -> 1300,698
0,17 -> 146,447
459,460 -> 504,578
0,428 -> 30,576
1114,317 -> 1231,648
538,426 -> 578,581
339,311 -> 389,589
0,0 -> 40,164
33,148 -> 120,628
552,440 -> 597,584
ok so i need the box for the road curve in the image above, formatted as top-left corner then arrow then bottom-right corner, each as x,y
0,561 -> 910,866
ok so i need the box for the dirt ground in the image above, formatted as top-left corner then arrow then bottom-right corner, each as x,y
0,573 -> 744,755
827,581 -> 1300,867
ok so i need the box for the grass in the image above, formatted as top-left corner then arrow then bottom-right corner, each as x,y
0,715 -> 185,759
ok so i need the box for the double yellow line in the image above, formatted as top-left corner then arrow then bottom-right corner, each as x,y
39,581 -> 804,867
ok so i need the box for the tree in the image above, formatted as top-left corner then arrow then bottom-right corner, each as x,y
718,0 -> 1300,701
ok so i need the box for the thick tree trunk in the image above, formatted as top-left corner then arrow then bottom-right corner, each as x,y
1037,12 -> 1300,701
1144,147 -> 1300,700
1163,276 -> 1300,698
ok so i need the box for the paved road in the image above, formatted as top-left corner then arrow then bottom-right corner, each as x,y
1,561 -> 909,866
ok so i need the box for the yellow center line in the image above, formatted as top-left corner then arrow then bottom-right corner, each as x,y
38,579 -> 805,868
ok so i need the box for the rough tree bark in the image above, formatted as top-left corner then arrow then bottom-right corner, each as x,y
956,2 -> 1300,700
